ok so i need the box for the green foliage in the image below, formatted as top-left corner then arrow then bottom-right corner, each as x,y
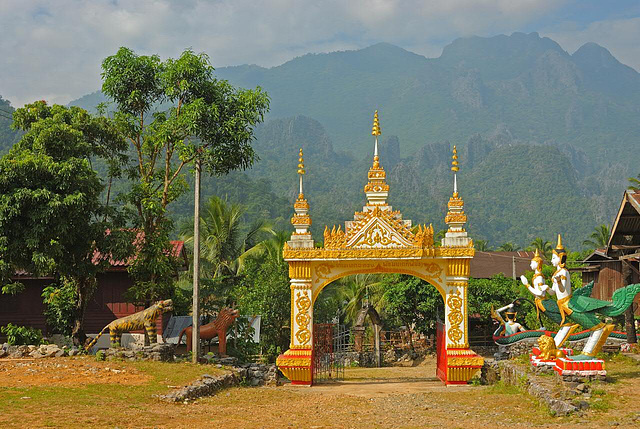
227,317 -> 259,361
628,174 -> 640,191
582,224 -> 610,250
381,274 -> 443,337
0,101 -> 132,344
0,323 -> 43,345
95,350 -> 106,361
100,47 -> 269,304
41,278 -> 77,336
233,256 -> 290,362
468,274 -> 522,323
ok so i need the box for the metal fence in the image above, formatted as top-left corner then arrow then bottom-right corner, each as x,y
313,324 -> 347,382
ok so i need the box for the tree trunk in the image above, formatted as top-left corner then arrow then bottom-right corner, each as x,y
71,279 -> 88,347
622,260 -> 638,344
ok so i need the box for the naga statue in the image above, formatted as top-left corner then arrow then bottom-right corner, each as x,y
520,235 -> 640,359
177,307 -> 239,356
85,299 -> 174,350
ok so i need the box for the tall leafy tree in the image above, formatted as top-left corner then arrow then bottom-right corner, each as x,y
0,102 -> 130,345
100,48 -> 269,304
381,275 -> 443,344
582,224 -> 610,250
629,174 -> 640,192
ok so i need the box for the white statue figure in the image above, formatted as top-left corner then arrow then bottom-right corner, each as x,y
520,248 -> 547,330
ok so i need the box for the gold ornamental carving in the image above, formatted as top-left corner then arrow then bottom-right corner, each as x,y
295,292 -> 311,345
444,212 -> 467,223
437,247 -> 475,258
447,357 -> 484,366
291,215 -> 312,225
289,261 -> 311,279
447,291 -> 464,344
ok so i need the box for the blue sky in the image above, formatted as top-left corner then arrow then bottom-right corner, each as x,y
1,0 -> 639,106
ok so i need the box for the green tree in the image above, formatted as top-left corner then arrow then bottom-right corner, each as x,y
233,256 -> 290,362
628,174 -> 640,191
529,237 -> 552,260
381,275 -> 443,343
100,47 -> 269,304
474,239 -> 491,251
582,224 -> 610,250
335,274 -> 384,325
180,196 -> 274,279
0,102 -> 131,345
497,242 -> 520,251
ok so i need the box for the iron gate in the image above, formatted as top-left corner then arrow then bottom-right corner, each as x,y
313,323 -> 347,382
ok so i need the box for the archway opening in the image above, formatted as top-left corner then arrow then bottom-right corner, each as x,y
311,272 -> 445,383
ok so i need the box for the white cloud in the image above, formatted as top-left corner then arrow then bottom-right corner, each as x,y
543,17 -> 640,71
8,0 -> 634,108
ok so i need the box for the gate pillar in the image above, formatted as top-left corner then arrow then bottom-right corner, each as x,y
276,262 -> 314,385
440,276 -> 484,384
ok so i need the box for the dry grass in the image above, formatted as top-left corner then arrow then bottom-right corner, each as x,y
0,354 -> 638,428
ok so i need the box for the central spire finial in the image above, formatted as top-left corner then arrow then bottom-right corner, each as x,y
297,148 -> 305,196
372,110 -> 381,168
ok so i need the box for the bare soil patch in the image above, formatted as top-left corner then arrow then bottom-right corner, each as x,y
0,357 -> 150,387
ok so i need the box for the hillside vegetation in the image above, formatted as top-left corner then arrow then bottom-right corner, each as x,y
4,32 -> 638,249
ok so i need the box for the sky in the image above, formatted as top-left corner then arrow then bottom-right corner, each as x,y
1,0 -> 639,107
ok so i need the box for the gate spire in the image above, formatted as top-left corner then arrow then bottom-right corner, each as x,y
288,148 -> 314,249
365,110 -> 389,207
442,145 -> 472,247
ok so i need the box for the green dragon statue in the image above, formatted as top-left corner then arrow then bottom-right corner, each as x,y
517,235 -> 640,359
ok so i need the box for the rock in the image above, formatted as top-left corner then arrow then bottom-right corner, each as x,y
54,349 -> 67,358
0,349 -> 7,358
2,342 -> 8,351
576,383 -> 587,393
250,378 -> 261,386
27,345 -> 37,352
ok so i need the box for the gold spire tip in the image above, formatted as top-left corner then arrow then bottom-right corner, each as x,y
556,233 -> 564,250
297,148 -> 305,175
371,110 -> 381,136
451,145 -> 459,172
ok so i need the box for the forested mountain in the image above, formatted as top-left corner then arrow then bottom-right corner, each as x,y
10,32 -> 640,249
0,97 -> 20,154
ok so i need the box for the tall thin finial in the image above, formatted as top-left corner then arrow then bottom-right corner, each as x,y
297,148 -> 305,195
372,110 -> 381,137
372,110 -> 381,166
451,145 -> 459,172
451,145 -> 459,195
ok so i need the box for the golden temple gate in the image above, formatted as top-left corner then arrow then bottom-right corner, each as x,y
276,111 -> 484,385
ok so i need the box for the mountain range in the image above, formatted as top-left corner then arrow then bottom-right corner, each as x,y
4,32 -> 640,250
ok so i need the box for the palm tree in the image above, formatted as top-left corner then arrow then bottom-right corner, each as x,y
582,224 -> 610,250
180,196 -> 275,278
335,274 -> 385,325
628,174 -> 640,192
497,242 -> 521,252
474,239 -> 491,251
530,237 -> 552,260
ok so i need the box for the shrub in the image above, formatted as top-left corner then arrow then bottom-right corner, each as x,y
0,323 -> 44,345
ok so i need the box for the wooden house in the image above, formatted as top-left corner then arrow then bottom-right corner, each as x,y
0,241 -> 187,337
580,190 -> 640,315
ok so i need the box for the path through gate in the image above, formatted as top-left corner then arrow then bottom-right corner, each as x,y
313,324 -> 346,382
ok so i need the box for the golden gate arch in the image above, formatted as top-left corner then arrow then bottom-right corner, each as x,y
276,111 -> 484,385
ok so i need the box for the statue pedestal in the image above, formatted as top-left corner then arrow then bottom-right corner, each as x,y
554,357 -> 606,380
442,348 -> 484,385
530,346 -> 573,368
276,348 -> 313,386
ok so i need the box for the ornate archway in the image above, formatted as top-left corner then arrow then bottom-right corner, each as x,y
276,111 -> 483,385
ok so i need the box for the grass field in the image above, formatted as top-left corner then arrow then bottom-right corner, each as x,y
1,354 -> 639,428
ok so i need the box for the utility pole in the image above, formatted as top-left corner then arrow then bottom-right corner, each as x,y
192,159 -> 201,363
512,255 -> 516,280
